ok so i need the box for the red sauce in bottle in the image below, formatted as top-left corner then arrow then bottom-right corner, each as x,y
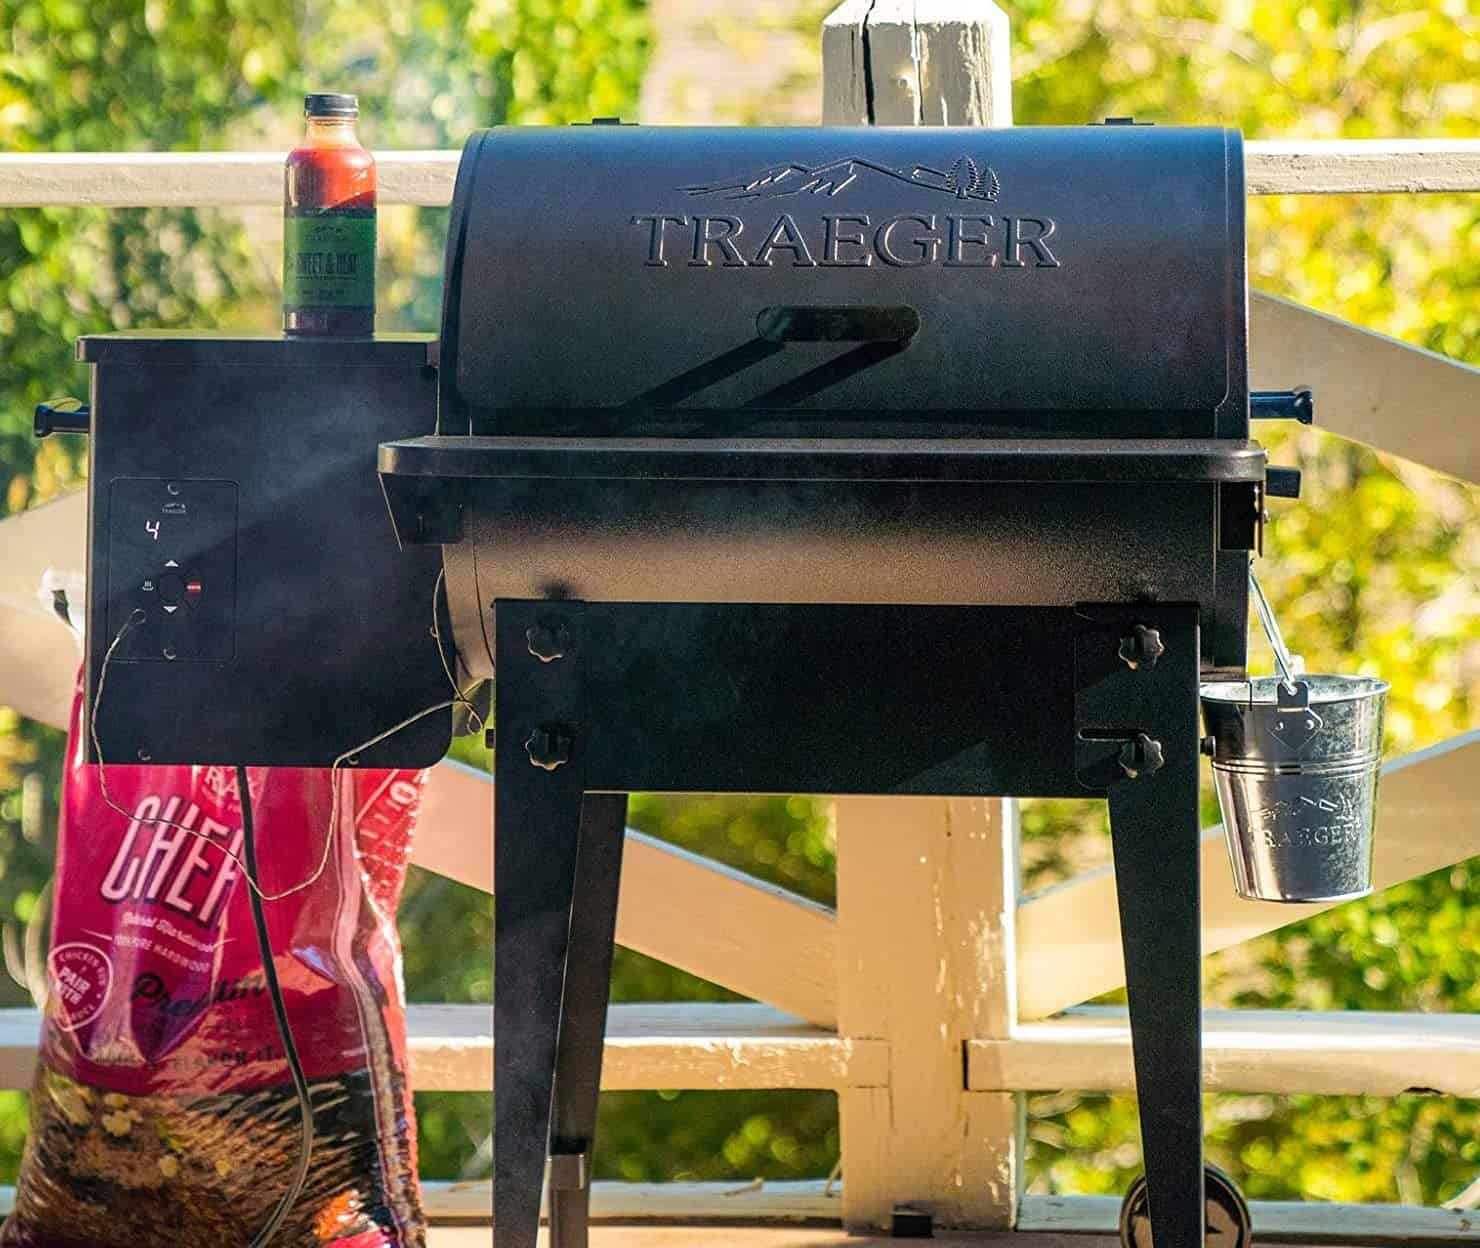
283,93 -> 376,336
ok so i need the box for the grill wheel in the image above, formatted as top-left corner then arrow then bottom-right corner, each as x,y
1118,1163 -> 1253,1248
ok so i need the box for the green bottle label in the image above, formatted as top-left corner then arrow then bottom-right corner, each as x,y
283,213 -> 376,309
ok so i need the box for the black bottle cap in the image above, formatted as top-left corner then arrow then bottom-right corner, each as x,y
304,93 -> 358,118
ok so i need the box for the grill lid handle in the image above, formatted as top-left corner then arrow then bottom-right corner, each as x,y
755,305 -> 920,345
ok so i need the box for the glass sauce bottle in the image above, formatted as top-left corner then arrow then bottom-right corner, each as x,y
283,93 -> 376,336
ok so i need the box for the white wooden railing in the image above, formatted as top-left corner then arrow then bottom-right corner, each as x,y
1,0 -> 1479,1240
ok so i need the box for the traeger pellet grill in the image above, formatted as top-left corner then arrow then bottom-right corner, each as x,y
58,124 -> 1316,1248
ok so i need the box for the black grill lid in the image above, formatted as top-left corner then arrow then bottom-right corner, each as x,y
441,125 -> 1244,431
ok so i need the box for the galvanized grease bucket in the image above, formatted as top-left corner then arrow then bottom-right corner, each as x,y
1202,675 -> 1388,903
1201,570 -> 1389,903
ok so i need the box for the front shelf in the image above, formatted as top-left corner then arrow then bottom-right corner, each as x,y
379,434 -> 1267,484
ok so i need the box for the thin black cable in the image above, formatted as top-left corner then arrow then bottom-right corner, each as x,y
236,765 -> 315,1248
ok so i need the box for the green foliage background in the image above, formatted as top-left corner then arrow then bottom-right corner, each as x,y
1,0 -> 1478,1214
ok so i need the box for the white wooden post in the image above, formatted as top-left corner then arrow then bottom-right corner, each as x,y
822,0 -> 1012,127
834,797 -> 1023,1229
822,2 -> 1021,1229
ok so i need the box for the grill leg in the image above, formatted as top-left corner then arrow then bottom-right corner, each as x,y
1106,608 -> 1205,1248
494,600 -> 590,1248
548,793 -> 629,1248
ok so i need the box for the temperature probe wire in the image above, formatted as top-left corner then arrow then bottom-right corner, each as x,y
235,764 -> 315,1248
88,613 -> 454,904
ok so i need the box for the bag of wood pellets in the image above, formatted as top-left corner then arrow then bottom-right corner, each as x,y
2,685 -> 429,1247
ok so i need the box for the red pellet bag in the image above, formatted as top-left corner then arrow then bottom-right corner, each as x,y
2,682 -> 428,1246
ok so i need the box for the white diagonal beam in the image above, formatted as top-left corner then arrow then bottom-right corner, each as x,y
1016,731 -> 1479,1021
1252,291 -> 1480,483
415,758 -> 839,1028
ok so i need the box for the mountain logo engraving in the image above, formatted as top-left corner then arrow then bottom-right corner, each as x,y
683,155 -> 1002,203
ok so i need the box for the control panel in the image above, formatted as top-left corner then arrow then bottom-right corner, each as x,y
79,333 -> 447,767
105,478 -> 238,662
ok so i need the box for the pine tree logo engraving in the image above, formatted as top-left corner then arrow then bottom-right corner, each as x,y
944,156 -> 999,200
683,154 -> 1002,203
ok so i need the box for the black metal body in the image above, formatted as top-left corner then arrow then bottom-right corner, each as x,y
77,333 -> 451,767
378,122 -> 1279,1248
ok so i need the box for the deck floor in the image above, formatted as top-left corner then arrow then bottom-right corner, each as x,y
427,1226 -> 1397,1246
428,1231 -> 1122,1247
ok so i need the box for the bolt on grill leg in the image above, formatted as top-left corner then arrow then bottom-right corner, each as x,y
1107,608 -> 1206,1248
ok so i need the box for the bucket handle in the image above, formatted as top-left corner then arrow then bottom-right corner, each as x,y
1249,564 -> 1302,693
1248,563 -> 1325,747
